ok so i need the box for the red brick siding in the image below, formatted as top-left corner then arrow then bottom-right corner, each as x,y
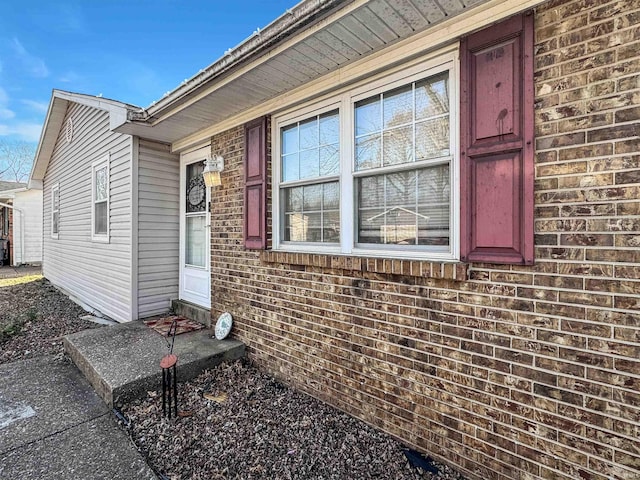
209,2 -> 640,479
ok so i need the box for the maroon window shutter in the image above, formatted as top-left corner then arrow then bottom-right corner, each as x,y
244,116 -> 268,249
460,13 -> 534,265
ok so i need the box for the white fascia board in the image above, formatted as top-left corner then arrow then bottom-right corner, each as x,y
29,90 -> 138,184
29,94 -> 68,183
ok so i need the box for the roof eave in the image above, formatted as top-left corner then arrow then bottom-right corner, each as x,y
142,0 -> 348,120
28,90 -> 139,185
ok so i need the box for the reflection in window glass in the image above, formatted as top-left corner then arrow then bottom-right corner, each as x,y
357,165 -> 450,247
281,110 -> 340,182
283,182 -> 340,243
355,71 -> 450,172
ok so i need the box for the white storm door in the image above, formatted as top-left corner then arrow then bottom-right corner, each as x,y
179,147 -> 211,308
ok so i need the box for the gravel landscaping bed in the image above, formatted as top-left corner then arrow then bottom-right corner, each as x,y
0,277 -> 99,364
120,358 -> 468,480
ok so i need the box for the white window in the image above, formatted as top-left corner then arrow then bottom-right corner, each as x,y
273,52 -> 458,261
92,157 -> 109,242
51,184 -> 60,239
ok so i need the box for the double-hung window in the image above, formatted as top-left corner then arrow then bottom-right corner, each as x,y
280,109 -> 341,245
92,157 -> 109,242
51,184 -> 60,239
274,53 -> 457,261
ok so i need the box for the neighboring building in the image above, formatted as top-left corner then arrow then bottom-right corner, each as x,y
0,181 -> 42,266
31,0 -> 640,479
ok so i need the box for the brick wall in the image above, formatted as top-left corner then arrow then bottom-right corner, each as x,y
209,1 -> 640,479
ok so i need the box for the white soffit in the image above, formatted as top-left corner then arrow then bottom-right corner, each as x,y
117,0 -> 518,146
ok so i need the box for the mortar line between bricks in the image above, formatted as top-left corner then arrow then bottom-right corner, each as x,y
0,411 -> 110,457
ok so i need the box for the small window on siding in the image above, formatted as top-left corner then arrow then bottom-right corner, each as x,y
92,156 -> 109,242
51,184 -> 60,239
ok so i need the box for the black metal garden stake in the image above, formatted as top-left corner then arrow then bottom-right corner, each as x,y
160,319 -> 178,418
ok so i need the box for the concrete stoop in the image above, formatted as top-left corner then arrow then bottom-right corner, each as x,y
172,299 -> 212,327
64,321 -> 245,407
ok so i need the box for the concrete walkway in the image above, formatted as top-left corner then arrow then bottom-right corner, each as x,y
0,356 -> 156,480
64,321 -> 245,407
0,265 -> 41,279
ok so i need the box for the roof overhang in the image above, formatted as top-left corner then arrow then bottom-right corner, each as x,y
28,90 -> 137,188
115,0 -> 545,152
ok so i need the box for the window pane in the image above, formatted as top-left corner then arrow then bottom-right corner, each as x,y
358,175 -> 384,209
355,134 -> 381,170
319,112 -> 339,145
416,117 -> 450,160
282,181 -> 339,243
324,210 -> 340,243
383,126 -> 413,166
53,211 -> 59,234
303,184 -> 322,210
387,171 -> 416,206
383,85 -> 413,128
357,165 -> 449,246
282,125 -> 298,155
282,153 -> 299,182
299,118 -> 318,150
285,186 -> 303,211
417,165 -> 450,246
186,216 -> 206,267
300,149 -> 319,179
95,201 -> 107,235
322,182 -> 339,209
53,189 -> 59,210
416,72 -> 449,120
95,166 -> 107,201
319,145 -> 339,176
355,97 -> 381,136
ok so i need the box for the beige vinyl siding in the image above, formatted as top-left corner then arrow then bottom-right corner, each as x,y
42,103 -> 132,322
13,189 -> 43,265
137,139 -> 179,318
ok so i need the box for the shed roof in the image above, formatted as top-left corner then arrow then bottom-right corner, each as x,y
0,181 -> 26,193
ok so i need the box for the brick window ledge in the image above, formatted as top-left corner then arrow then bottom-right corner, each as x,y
260,250 -> 468,282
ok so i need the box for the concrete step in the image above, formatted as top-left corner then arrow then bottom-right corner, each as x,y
64,321 -> 244,407
172,299 -> 212,326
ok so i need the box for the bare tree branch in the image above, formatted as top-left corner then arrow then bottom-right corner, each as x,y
0,140 -> 36,183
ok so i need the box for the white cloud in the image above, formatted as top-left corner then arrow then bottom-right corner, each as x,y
11,38 -> 49,78
21,99 -> 49,114
0,122 -> 43,142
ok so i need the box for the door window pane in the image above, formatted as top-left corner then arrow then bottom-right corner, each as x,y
186,162 -> 206,213
186,216 -> 206,266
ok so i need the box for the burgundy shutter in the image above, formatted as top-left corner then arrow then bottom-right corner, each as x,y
460,13 -> 534,265
244,116 -> 268,249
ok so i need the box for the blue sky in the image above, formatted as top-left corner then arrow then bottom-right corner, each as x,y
0,0 -> 297,143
